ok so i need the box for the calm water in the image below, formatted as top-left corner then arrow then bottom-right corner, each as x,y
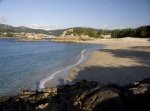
0,38 -> 104,96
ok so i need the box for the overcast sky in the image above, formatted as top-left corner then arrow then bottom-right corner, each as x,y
0,0 -> 150,30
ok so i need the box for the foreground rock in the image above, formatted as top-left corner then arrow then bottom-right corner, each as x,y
0,78 -> 150,111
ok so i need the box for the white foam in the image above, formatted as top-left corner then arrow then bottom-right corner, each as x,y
39,49 -> 86,90
76,49 -> 86,65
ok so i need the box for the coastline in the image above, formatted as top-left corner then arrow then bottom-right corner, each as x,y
43,47 -> 102,88
1,37 -> 150,111
63,37 -> 150,86
0,37 -> 50,42
14,38 -> 49,42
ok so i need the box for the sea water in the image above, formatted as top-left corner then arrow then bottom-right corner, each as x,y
0,38 -> 104,96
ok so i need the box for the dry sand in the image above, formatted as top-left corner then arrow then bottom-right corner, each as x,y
64,37 -> 150,86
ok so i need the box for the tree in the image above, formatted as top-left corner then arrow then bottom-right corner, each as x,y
140,26 -> 147,37
98,30 -> 104,35
5,33 -> 14,37
111,29 -> 120,38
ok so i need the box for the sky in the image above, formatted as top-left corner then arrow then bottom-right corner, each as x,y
0,0 -> 150,30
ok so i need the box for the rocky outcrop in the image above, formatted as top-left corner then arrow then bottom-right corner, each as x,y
0,78 -> 150,111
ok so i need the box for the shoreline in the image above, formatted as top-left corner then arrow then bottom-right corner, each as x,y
44,37 -> 150,88
63,37 -> 150,86
0,37 -> 50,42
43,46 -> 103,88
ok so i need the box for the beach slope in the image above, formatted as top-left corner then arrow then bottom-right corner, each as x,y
64,37 -> 150,85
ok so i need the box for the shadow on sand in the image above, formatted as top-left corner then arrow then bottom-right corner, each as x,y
65,46 -> 150,85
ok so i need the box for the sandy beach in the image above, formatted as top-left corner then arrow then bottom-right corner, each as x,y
64,37 -> 150,86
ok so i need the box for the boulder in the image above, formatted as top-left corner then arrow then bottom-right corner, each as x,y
121,78 -> 150,111
68,87 -> 126,111
0,78 -> 150,111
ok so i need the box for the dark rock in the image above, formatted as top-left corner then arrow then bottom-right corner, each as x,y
0,78 -> 150,111
121,79 -> 150,111
140,77 -> 150,84
68,87 -> 126,111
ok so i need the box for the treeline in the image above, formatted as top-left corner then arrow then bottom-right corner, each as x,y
66,27 -> 111,38
111,26 -> 150,38
66,26 -> 150,38
1,23 -> 150,38
49,29 -> 66,36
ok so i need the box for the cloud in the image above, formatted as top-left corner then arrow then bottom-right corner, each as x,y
0,16 -> 7,23
24,23 -> 60,30
98,24 -> 114,30
103,24 -> 108,28
102,24 -> 111,29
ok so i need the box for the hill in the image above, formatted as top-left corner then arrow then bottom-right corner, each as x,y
0,23 -> 66,37
0,24 -> 150,38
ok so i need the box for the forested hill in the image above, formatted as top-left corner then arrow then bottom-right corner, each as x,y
0,23 -> 150,38
0,24 -> 50,34
0,23 -> 65,36
111,25 -> 150,38
49,29 -> 66,36
65,26 -> 150,38
65,27 -> 111,38
68,27 -> 99,31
